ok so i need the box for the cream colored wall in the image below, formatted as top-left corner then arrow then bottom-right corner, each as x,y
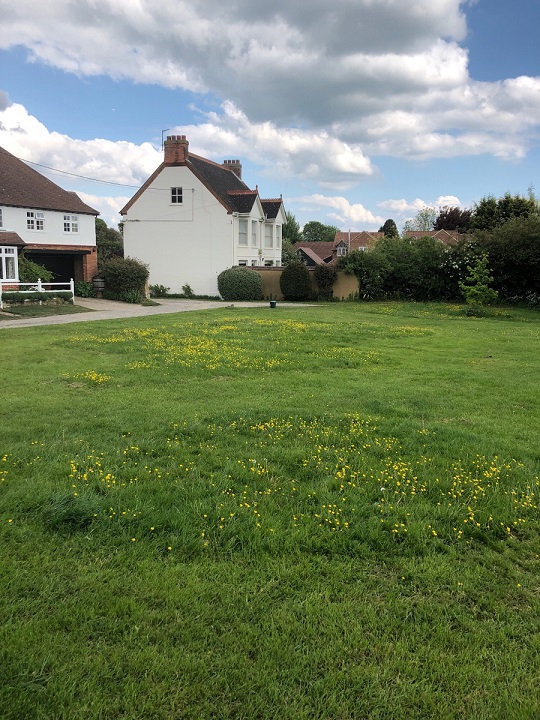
256,267 -> 359,300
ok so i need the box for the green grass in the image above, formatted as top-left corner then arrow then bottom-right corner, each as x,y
1,302 -> 539,719
0,303 -> 92,319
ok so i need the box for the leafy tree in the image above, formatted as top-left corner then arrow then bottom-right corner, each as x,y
403,206 -> 437,233
433,206 -> 472,233
459,255 -> 498,306
96,218 -> 124,268
281,238 -> 300,266
338,250 -> 389,300
282,211 -> 302,245
302,220 -> 339,243
378,219 -> 399,238
279,260 -> 311,301
470,193 -> 538,232
313,263 -> 337,300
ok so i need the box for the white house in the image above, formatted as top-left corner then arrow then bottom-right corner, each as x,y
0,145 -> 98,283
120,135 -> 285,296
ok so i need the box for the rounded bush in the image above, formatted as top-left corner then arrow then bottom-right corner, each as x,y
279,260 -> 312,301
218,267 -> 263,301
100,256 -> 149,299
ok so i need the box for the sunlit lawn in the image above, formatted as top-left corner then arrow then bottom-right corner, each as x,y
1,302 -> 539,719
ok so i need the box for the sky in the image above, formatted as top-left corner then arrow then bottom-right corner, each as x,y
0,0 -> 539,231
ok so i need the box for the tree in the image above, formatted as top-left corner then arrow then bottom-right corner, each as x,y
433,206 -> 472,233
378,219 -> 399,238
279,260 -> 312,301
302,221 -> 339,243
313,263 -> 337,300
282,211 -> 302,245
470,193 -> 538,232
338,250 -> 389,300
96,218 -> 124,268
18,252 -> 54,282
403,206 -> 437,233
459,255 -> 498,306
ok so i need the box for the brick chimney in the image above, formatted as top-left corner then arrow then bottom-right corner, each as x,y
164,135 -> 189,164
222,159 -> 242,179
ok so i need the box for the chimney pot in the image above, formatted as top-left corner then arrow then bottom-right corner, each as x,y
164,134 -> 189,164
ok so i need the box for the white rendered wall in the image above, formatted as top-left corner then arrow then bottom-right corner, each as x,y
0,205 -> 96,247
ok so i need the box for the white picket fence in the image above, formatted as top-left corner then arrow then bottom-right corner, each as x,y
0,278 -> 75,309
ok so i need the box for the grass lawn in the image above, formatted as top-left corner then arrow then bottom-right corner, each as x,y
1,302 -> 539,719
0,303 -> 92,320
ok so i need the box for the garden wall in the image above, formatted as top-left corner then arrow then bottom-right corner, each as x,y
255,267 -> 358,300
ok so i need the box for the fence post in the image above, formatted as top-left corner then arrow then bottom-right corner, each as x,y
0,281 -> 3,310
70,278 -> 75,303
37,278 -> 42,292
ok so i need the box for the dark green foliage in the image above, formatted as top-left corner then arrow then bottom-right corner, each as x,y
279,260 -> 312,301
149,284 -> 170,298
74,281 -> 95,298
459,255 -> 498,307
433,206 -> 472,232
378,219 -> 399,238
314,263 -> 337,300
302,220 -> 339,243
217,267 -> 263,301
476,215 -> 540,300
100,256 -> 149,301
339,250 -> 388,300
17,252 -> 54,283
470,193 -> 538,232
182,284 -> 195,299
2,291 -> 72,304
95,218 -> 124,268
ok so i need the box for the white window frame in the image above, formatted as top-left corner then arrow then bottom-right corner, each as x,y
0,246 -> 18,281
27,211 -> 45,231
64,214 -> 79,233
264,223 -> 273,249
276,225 -> 282,249
264,260 -> 274,267
251,220 -> 258,247
251,260 -> 258,267
171,187 -> 183,204
238,219 -> 248,246
337,245 -> 347,257
238,259 -> 248,266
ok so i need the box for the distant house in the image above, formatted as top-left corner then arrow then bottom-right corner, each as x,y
120,135 -> 285,296
296,230 -> 383,266
0,146 -> 98,283
404,230 -> 460,245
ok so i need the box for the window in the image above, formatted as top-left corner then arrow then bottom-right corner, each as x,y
27,211 -> 45,231
264,260 -> 273,267
337,245 -> 347,256
171,187 -> 183,204
238,260 -> 247,266
0,246 -> 18,281
239,219 -> 248,246
251,260 -> 258,267
264,224 -> 273,249
251,220 -> 258,247
276,225 -> 282,249
64,214 -> 79,232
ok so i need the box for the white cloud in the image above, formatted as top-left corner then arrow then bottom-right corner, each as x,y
1,0 -> 538,172
295,195 -> 384,228
77,193 -> 130,228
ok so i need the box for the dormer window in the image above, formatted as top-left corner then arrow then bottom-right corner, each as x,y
337,245 -> 347,256
171,187 -> 183,204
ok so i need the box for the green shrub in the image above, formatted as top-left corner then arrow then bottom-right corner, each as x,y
2,291 -> 72,305
314,263 -> 337,300
279,260 -> 312,301
217,267 -> 263,301
149,284 -> 170,298
100,256 -> 149,299
74,281 -> 95,298
459,255 -> 498,306
18,252 -> 54,283
182,284 -> 195,299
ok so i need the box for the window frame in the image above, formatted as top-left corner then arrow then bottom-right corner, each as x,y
171,187 -> 183,204
238,219 -> 248,246
0,246 -> 18,281
63,214 -> 79,233
264,223 -> 273,249
27,211 -> 45,231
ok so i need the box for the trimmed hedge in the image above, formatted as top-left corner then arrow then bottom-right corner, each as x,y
2,291 -> 73,305
218,267 -> 263,301
100,256 -> 149,303
279,260 -> 312,301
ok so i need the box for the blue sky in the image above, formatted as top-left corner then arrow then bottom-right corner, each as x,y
1,0 -> 539,230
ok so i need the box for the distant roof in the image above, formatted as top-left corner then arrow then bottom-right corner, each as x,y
297,247 -> 326,265
0,146 -> 98,215
295,241 -> 334,262
404,230 -> 460,245
334,231 -> 383,249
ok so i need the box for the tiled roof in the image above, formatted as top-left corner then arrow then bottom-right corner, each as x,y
227,189 -> 258,213
333,231 -> 383,249
404,230 -> 460,245
0,146 -> 98,215
261,199 -> 283,219
297,247 -> 325,265
0,231 -> 25,246
295,241 -> 334,262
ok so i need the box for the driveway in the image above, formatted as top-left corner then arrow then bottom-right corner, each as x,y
0,297 -> 288,329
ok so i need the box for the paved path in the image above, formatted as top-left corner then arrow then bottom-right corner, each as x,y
0,297 -> 290,329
